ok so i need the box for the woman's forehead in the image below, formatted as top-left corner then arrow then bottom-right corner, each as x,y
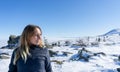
34,28 -> 42,34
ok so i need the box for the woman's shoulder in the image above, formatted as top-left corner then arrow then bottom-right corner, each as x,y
39,48 -> 50,57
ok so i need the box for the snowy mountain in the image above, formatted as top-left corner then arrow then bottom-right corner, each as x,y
103,28 -> 120,36
97,28 -> 120,44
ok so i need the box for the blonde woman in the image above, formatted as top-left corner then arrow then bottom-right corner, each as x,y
8,24 -> 52,72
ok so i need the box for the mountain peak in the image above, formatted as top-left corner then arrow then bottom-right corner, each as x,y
103,28 -> 120,36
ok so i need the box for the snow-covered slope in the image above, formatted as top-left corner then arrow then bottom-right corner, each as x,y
1,44 -> 120,72
0,39 -> 7,48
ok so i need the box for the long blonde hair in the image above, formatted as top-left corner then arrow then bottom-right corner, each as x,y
13,24 -> 43,65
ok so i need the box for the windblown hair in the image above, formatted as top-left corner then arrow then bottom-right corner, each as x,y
13,24 -> 43,65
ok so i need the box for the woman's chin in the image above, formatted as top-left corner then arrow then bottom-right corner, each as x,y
36,43 -> 40,45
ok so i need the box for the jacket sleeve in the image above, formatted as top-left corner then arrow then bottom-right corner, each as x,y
45,48 -> 53,72
8,49 -> 17,72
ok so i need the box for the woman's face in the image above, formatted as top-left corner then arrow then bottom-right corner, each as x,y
29,28 -> 42,46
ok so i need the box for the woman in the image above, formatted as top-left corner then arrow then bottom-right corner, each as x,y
8,24 -> 52,72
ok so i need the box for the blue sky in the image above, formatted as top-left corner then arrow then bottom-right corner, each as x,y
0,0 -> 120,40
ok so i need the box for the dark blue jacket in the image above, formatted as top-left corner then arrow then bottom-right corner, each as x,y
8,45 -> 53,72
